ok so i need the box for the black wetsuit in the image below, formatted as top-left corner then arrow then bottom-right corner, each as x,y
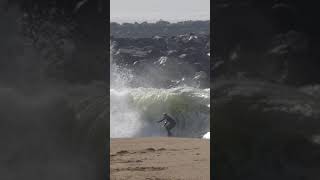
157,114 -> 176,137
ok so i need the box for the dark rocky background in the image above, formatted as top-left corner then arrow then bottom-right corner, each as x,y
111,21 -> 210,88
0,0 -> 107,179
214,0 -> 320,85
213,0 -> 320,180
111,20 -> 209,38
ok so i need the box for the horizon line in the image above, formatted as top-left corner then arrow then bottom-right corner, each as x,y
110,19 -> 210,24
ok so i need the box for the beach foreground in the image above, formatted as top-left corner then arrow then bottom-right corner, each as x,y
110,137 -> 210,180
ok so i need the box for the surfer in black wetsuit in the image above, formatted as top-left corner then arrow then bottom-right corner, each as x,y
157,113 -> 176,137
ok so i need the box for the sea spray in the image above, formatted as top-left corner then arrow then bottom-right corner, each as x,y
110,44 -> 143,137
110,44 -> 210,138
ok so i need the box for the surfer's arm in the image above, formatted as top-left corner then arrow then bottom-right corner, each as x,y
157,118 -> 165,123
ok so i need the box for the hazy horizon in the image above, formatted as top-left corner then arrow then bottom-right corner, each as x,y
110,18 -> 210,24
111,0 -> 210,23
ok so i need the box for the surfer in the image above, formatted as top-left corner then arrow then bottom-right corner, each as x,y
157,113 -> 176,137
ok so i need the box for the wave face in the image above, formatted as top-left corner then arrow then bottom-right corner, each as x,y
110,87 -> 210,138
110,45 -> 210,138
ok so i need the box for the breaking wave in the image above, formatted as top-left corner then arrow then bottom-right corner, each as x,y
110,86 -> 210,138
110,46 -> 210,138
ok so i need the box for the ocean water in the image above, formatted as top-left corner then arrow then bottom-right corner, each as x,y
110,47 -> 210,138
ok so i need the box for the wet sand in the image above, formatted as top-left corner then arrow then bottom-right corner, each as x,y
110,137 -> 210,180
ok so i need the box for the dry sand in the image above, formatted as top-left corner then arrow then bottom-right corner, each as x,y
110,137 -> 210,180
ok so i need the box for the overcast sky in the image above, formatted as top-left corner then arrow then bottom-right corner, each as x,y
110,0 -> 210,23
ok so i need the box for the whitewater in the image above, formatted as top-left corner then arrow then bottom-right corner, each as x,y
110,47 -> 210,138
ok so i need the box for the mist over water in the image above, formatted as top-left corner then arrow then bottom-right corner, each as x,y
110,45 -> 210,138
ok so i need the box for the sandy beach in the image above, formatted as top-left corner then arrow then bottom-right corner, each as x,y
110,137 -> 210,180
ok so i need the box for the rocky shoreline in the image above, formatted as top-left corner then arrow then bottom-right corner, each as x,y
111,33 -> 210,88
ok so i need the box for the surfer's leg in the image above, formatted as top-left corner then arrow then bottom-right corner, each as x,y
166,125 -> 173,137
165,126 -> 171,137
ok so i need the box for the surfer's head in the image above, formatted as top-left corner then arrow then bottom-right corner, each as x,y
163,113 -> 168,117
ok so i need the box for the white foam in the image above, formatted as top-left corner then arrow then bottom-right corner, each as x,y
202,132 -> 210,139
